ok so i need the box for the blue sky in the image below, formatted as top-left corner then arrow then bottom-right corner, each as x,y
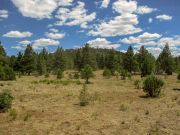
0,0 -> 180,56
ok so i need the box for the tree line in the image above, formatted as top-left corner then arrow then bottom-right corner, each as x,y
0,41 -> 180,80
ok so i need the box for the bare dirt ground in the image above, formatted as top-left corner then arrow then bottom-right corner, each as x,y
0,71 -> 179,135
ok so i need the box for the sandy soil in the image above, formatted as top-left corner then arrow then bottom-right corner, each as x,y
0,71 -> 179,135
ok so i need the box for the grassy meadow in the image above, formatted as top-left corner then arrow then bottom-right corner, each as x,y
0,71 -> 180,135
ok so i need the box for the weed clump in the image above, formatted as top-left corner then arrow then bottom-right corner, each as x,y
103,69 -> 111,79
0,90 -> 14,112
9,108 -> 17,120
119,104 -> 128,112
57,69 -> 63,79
143,74 -> 164,97
134,80 -> 141,89
120,70 -> 127,80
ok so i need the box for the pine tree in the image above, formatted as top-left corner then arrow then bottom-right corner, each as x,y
36,48 -> 47,75
14,52 -> 23,74
105,49 -> 121,75
137,46 -> 155,77
81,44 -> 97,69
0,41 -> 6,57
123,46 -> 137,73
74,49 -> 83,71
81,64 -> 94,84
54,47 -> 66,71
96,53 -> 105,69
22,45 -> 36,75
157,44 -> 173,75
0,42 -> 7,66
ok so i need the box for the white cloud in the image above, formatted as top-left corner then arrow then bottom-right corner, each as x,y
32,38 -> 59,49
89,13 -> 142,37
89,0 -> 146,37
12,38 -> 59,50
19,40 -> 31,45
156,14 -> 172,21
87,38 -> 120,49
11,0 -> 73,19
146,47 -> 162,57
136,6 -> 156,14
0,10 -> 8,20
101,0 -> 110,8
55,1 -> 96,28
11,46 -> 24,50
159,36 -> 180,47
113,0 -> 137,14
149,18 -> 153,23
45,32 -> 65,39
49,28 -> 59,33
3,31 -> 32,38
121,32 -> 162,45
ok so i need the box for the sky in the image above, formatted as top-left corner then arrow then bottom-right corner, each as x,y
0,0 -> 180,56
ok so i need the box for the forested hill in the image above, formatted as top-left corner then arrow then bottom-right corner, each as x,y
0,41 -> 180,80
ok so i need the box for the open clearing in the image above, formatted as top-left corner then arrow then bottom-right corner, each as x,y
0,71 -> 180,135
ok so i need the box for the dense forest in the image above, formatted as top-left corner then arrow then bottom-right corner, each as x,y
0,41 -> 180,81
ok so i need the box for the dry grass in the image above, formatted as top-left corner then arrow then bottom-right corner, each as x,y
0,71 -> 179,135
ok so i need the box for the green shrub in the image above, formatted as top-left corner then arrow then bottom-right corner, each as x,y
0,66 -> 16,81
0,90 -> 14,112
81,65 -> 94,84
143,74 -> 164,97
45,73 -> 50,78
134,80 -> 141,89
0,65 -> 5,80
177,73 -> 180,80
120,70 -> 127,80
4,66 -> 16,80
57,69 -> 63,79
79,84 -> 89,106
127,72 -> 132,80
103,69 -> 111,79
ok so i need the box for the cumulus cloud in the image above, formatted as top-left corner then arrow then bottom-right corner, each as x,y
3,31 -> 32,38
49,28 -> 59,33
120,32 -> 162,45
136,6 -> 156,14
19,40 -> 31,45
156,14 -> 172,21
45,32 -> 65,39
146,47 -> 162,57
0,10 -> 8,20
112,0 -> 137,14
11,46 -> 24,50
101,0 -> 110,8
11,0 -> 73,19
55,1 -> 96,28
89,0 -> 146,37
12,38 -> 59,50
32,38 -> 59,49
89,13 -> 142,37
87,38 -> 120,49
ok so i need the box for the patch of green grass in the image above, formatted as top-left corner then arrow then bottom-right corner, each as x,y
32,79 -> 82,85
